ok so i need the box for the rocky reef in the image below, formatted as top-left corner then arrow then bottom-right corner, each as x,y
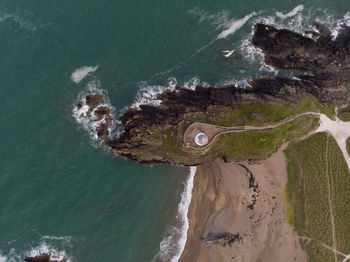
73,22 -> 350,165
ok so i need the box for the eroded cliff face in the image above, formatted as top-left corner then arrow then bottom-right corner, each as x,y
73,22 -> 350,165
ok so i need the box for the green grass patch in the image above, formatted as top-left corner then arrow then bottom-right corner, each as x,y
211,115 -> 318,161
347,137 -> 350,156
338,107 -> 350,121
183,95 -> 334,127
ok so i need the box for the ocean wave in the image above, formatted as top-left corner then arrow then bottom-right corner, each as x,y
276,4 -> 304,20
130,77 -> 210,110
0,12 -> 43,31
41,235 -> 74,245
155,166 -> 196,262
71,65 -> 99,83
41,235 -> 72,241
130,78 -> 177,109
217,12 -> 257,39
188,7 -> 232,30
72,80 -> 116,141
219,78 -> 252,89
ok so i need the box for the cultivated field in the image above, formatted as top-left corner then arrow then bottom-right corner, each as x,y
285,132 -> 350,262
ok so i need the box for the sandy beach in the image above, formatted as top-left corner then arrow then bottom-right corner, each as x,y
180,146 -> 307,262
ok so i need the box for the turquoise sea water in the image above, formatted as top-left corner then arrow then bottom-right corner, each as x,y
1,0 -> 350,261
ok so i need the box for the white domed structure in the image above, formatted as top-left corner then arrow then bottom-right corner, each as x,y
194,132 -> 209,146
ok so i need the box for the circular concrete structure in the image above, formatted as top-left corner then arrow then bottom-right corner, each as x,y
194,132 -> 209,146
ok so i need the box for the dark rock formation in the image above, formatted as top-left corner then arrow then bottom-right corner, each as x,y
72,93 -> 114,138
201,232 -> 241,247
238,164 -> 260,210
24,254 -> 66,262
74,22 -> 350,165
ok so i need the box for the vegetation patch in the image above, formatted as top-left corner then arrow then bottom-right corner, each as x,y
285,132 -> 350,262
210,115 -> 318,161
347,137 -> 350,156
183,96 -> 334,127
338,107 -> 350,121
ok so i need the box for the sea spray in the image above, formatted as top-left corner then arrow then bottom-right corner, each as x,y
156,166 -> 196,262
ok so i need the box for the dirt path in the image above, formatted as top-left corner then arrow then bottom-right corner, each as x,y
317,114 -> 350,171
300,237 -> 346,258
324,134 -> 338,262
184,112 -> 320,150
184,112 -> 350,174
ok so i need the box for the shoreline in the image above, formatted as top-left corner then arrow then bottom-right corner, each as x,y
180,146 -> 307,262
156,166 -> 196,262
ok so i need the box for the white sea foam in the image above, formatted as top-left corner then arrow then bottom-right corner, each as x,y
221,49 -> 234,58
0,12 -> 42,30
41,235 -> 71,241
26,243 -> 72,262
157,166 -> 196,262
217,12 -> 257,39
184,77 -> 200,90
276,5 -> 304,20
188,7 -> 231,30
240,36 -> 279,76
71,65 -> 99,83
72,80 -> 116,140
0,14 -> 11,22
41,235 -> 73,244
0,252 -> 7,262
131,76 -> 207,110
130,78 -> 177,109
0,241 -> 72,262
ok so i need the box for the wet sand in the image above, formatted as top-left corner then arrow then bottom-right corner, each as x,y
179,146 -> 307,262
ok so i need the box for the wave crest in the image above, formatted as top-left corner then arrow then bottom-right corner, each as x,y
155,166 -> 196,262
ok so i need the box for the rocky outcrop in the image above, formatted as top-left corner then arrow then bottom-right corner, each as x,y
200,232 -> 241,247
24,254 -> 66,262
73,22 -> 350,165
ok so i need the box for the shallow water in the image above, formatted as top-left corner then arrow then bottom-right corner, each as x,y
1,0 -> 350,261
